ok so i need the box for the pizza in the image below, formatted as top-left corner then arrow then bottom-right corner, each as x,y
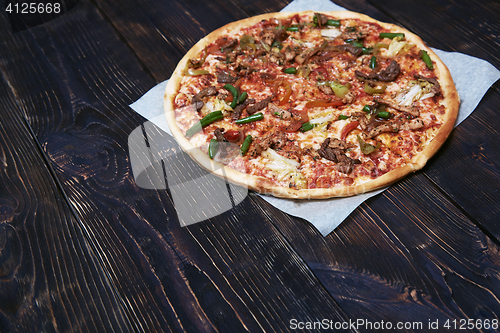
164,10 -> 459,199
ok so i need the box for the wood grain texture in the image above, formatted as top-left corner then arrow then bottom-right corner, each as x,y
0,71 -> 132,332
0,0 -> 355,331
1,0 -> 499,331
263,173 -> 500,329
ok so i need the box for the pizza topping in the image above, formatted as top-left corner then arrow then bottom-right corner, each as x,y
356,135 -> 381,155
240,135 -> 253,156
414,74 -> 441,95
340,26 -> 367,41
247,131 -> 288,158
393,78 -> 440,110
317,81 -> 351,99
208,139 -> 219,159
220,38 -> 238,52
186,110 -> 224,138
235,112 -> 264,124
284,120 -> 303,132
169,11 -> 457,195
246,96 -> 273,114
214,128 -> 227,142
269,103 -> 292,119
355,60 -> 400,82
262,148 -> 307,189
382,36 -> 412,57
333,44 -> 363,57
218,72 -> 238,83
419,50 -> 434,69
232,98 -> 256,120
379,32 -> 405,39
340,120 -> 360,141
314,13 -> 329,28
300,122 -> 315,132
192,86 -> 218,111
318,138 -> 360,174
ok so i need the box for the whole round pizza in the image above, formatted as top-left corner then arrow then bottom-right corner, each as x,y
164,10 -> 459,199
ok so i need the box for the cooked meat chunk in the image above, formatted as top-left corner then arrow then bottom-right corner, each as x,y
401,118 -> 424,131
295,47 -> 322,65
334,44 -> 363,57
414,74 -> 441,95
365,122 -> 400,139
217,71 -> 237,83
214,128 -> 226,142
342,91 -> 356,104
247,131 -> 287,158
231,98 -> 255,120
246,96 -> 272,114
261,28 -> 276,46
314,13 -> 328,28
318,138 -> 360,174
269,104 -> 292,119
192,86 -> 217,111
355,60 -> 400,82
220,38 -> 237,52
274,27 -> 288,43
284,47 -> 296,62
340,27 -> 367,41
318,84 -> 334,95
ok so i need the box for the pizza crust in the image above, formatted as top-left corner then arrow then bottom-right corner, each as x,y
164,10 -> 459,199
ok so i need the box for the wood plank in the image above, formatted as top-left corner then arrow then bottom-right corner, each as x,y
265,172 -> 500,328
423,89 -> 500,239
96,0 -> 500,327
0,0 -> 356,330
0,72 -> 133,332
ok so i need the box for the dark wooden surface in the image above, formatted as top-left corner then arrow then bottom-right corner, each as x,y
0,0 -> 499,332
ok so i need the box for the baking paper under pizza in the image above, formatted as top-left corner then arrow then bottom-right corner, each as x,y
164,10 -> 459,199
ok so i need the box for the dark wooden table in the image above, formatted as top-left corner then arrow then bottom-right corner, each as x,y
1,0 -> 499,332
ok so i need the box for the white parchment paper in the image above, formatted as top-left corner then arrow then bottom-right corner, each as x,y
130,0 -> 500,236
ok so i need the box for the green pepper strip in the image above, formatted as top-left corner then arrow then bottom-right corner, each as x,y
318,81 -> 350,99
362,105 -> 371,113
338,115 -> 349,120
327,19 -> 340,27
208,139 -> 219,159
349,40 -> 364,48
420,50 -> 433,69
283,67 -> 297,74
240,135 -> 252,155
357,135 -> 381,155
300,122 -> 314,132
379,32 -> 405,39
224,84 -> 239,109
376,111 -> 391,119
286,26 -> 299,32
235,112 -> 264,125
364,82 -> 387,95
185,111 -> 224,138
369,56 -> 377,69
237,91 -> 248,104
